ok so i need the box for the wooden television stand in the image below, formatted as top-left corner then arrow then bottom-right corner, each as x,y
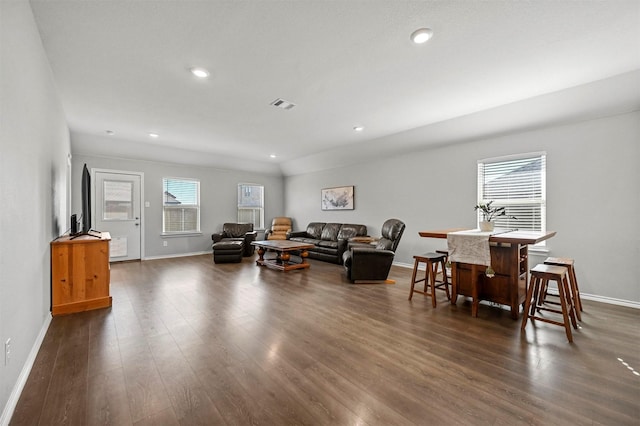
50,231 -> 111,316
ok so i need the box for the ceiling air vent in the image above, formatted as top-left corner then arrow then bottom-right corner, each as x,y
270,98 -> 296,110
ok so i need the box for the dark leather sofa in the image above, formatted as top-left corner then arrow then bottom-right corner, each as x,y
288,222 -> 368,264
211,223 -> 257,257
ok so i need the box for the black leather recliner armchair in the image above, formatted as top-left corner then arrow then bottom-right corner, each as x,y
211,223 -> 257,257
342,218 -> 406,282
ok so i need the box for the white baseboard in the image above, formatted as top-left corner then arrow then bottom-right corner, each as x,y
143,250 -> 210,261
0,314 -> 52,426
569,292 -> 639,309
392,261 -> 639,309
394,261 -> 416,270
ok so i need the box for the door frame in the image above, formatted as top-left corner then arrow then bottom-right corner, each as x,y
92,168 -> 145,260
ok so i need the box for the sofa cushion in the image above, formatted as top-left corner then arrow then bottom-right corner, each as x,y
312,245 -> 340,255
317,240 -> 338,249
289,237 -> 318,245
222,237 -> 245,243
306,222 -> 326,239
212,241 -> 244,251
321,223 -> 342,241
338,224 -> 367,240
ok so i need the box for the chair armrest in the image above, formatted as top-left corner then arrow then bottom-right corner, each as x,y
349,236 -> 377,243
351,247 -> 395,259
342,249 -> 352,267
211,232 -> 224,243
240,231 -> 257,256
337,238 -> 349,253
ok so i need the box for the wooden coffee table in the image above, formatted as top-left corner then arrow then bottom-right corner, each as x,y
251,240 -> 315,272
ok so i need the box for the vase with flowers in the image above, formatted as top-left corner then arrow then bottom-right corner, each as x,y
474,201 -> 516,232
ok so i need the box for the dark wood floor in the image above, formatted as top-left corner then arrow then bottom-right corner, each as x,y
10,254 -> 640,425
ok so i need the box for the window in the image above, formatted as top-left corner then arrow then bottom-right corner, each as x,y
477,153 -> 546,232
102,180 -> 133,220
163,177 -> 200,233
238,183 -> 264,229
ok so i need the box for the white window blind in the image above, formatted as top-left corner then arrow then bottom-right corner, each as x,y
163,177 -> 200,233
238,183 -> 264,229
103,180 -> 133,220
477,153 -> 546,232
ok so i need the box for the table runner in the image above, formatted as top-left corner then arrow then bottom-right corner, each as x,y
447,229 -> 495,277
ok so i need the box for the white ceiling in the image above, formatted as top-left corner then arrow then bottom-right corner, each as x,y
30,1 -> 640,176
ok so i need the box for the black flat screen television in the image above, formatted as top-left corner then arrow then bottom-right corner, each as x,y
81,163 -> 92,234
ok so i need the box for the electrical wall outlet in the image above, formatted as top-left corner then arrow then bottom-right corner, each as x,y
4,338 -> 10,365
163,241 -> 168,247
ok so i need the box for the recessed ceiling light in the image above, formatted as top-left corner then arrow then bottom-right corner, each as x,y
411,28 -> 433,44
149,133 -> 159,138
105,130 -> 114,135
190,67 -> 210,78
353,126 -> 364,132
270,154 -> 277,159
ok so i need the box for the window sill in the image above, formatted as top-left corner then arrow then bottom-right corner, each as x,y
161,232 -> 203,238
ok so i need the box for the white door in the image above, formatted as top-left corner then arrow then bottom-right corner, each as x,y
94,170 -> 142,261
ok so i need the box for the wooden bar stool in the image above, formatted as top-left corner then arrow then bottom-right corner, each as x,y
521,264 -> 578,343
543,257 -> 583,320
409,253 -> 450,307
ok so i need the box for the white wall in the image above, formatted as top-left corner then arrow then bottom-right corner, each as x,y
0,1 -> 71,421
285,111 -> 640,304
2,4 -> 635,423
71,147 -> 285,259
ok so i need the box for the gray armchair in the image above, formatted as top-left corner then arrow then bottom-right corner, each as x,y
342,219 -> 406,283
211,223 -> 257,256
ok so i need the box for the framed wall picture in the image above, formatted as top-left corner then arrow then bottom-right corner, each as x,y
321,186 -> 354,210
